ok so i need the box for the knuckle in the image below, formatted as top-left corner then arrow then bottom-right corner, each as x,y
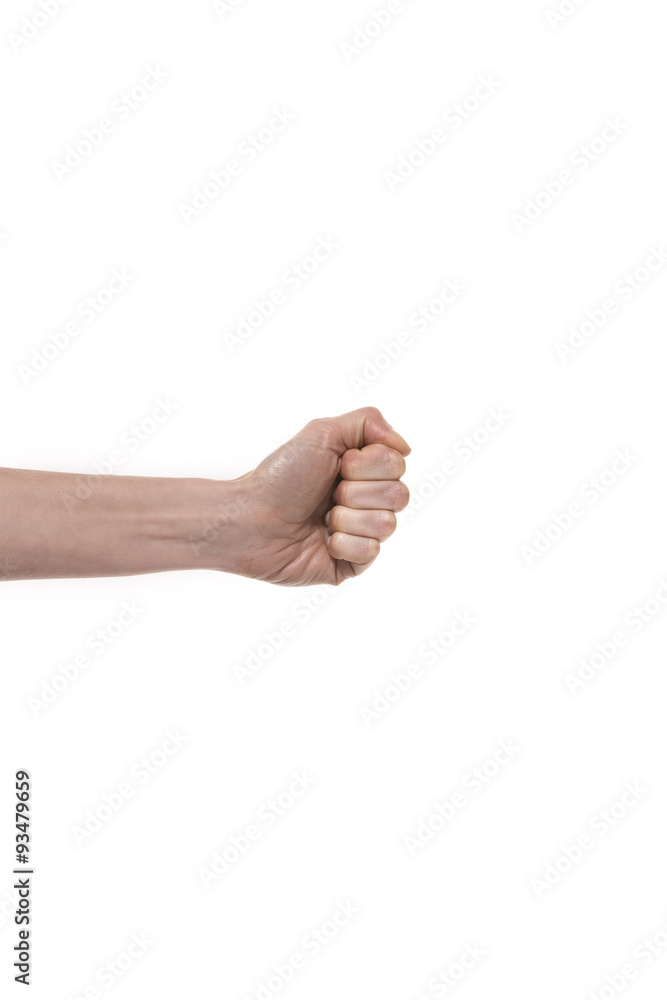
388,481 -> 409,510
334,480 -> 351,506
328,505 -> 343,530
328,531 -> 344,558
367,537 -> 381,559
389,450 -> 406,477
340,449 -> 360,478
378,510 -> 397,536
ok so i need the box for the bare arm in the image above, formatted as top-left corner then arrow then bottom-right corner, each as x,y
0,407 -> 411,587
0,468 -> 250,581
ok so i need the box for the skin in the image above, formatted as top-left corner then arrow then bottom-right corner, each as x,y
0,406 -> 411,586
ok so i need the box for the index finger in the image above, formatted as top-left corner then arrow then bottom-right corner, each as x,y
340,443 -> 407,481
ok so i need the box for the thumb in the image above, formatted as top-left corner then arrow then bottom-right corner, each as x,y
310,406 -> 411,458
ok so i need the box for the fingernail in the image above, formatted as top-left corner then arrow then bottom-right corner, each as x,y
324,510 -> 331,527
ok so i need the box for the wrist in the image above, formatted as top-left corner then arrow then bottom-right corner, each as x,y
171,476 -> 255,576
0,468 -> 257,582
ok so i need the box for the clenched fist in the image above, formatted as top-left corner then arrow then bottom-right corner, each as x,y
0,407 -> 410,586
226,406 -> 411,586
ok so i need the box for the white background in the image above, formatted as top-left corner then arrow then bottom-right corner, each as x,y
2,0 -> 667,997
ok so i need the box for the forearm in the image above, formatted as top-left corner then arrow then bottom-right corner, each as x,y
0,408 -> 411,588
0,468 -> 250,581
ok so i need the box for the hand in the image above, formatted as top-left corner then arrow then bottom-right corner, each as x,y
0,407 -> 410,585
232,406 -> 411,587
